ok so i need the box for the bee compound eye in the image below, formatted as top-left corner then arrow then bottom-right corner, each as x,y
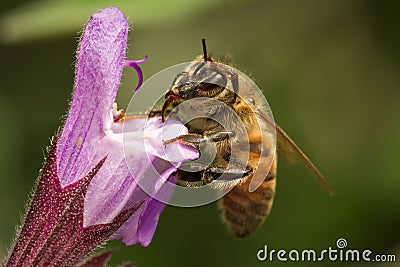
203,71 -> 227,88
194,63 -> 227,86
172,71 -> 189,87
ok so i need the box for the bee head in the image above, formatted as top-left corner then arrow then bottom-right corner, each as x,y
162,40 -> 232,122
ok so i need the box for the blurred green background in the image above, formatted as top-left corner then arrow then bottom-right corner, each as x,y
0,0 -> 399,266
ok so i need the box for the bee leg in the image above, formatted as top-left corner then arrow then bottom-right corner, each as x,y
180,161 -> 208,171
148,109 -> 162,117
175,162 -> 252,186
164,131 -> 235,147
175,162 -> 207,187
203,165 -> 253,184
204,131 -> 236,142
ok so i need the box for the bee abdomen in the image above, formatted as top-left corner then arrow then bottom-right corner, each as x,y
220,174 -> 276,238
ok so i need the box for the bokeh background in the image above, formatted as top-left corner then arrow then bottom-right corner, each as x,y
0,0 -> 399,266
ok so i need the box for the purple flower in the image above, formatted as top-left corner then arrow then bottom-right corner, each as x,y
56,6 -> 197,245
4,6 -> 198,266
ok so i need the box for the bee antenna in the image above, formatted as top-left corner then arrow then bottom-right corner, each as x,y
202,38 -> 208,62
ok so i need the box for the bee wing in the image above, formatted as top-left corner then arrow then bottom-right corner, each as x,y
275,124 -> 333,195
251,103 -> 333,195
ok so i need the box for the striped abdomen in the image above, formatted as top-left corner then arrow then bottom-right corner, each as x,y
220,157 -> 276,238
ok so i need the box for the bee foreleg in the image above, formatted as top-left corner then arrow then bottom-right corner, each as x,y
164,131 -> 235,147
204,131 -> 236,142
148,109 -> 162,117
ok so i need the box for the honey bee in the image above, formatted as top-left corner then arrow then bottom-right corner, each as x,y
159,39 -> 333,238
